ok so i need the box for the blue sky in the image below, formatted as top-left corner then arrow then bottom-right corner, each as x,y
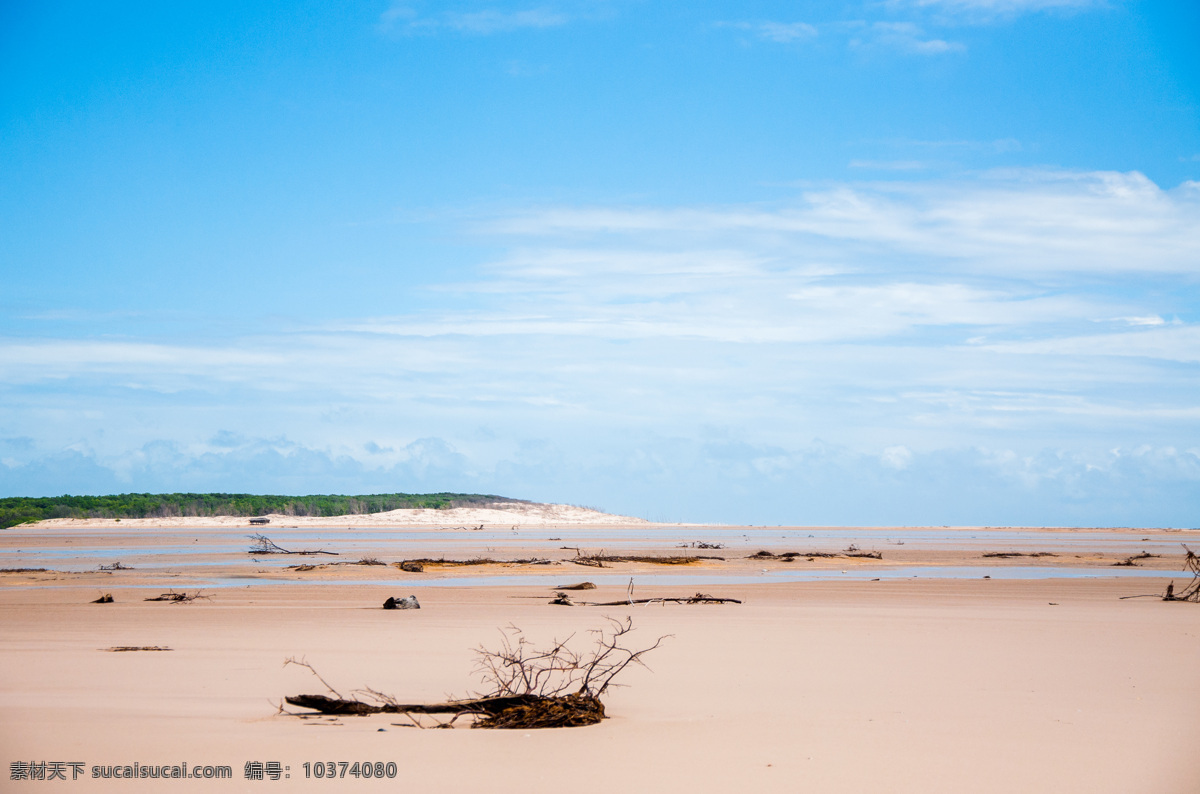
2,0 -> 1199,525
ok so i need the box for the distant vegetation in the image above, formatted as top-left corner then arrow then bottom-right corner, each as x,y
0,492 -> 523,529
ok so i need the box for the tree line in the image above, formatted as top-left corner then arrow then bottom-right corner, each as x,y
0,492 -> 521,529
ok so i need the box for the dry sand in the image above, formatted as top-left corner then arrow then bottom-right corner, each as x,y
2,512 -> 1198,792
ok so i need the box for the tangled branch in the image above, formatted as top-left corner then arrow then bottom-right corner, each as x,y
283,617 -> 670,728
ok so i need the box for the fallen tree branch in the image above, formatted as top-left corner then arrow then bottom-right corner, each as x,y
564,592 -> 742,606
248,534 -> 338,556
395,557 -> 554,572
750,550 -> 882,561
284,617 -> 669,729
144,590 -> 209,603
571,551 -> 723,567
1163,545 -> 1200,602
1113,551 -> 1160,567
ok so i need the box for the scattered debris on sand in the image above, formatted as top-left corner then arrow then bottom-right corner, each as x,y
105,646 -> 172,652
554,582 -> 597,591
982,552 -> 1059,559
91,593 -> 114,603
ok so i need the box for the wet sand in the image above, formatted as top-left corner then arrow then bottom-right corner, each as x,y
2,516 -> 1198,792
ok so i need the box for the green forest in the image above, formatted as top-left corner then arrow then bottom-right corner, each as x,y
0,492 -> 520,529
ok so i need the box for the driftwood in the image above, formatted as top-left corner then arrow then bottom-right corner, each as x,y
291,558 -> 387,571
395,557 -> 553,570
1120,546 -> 1200,602
106,646 -> 171,652
565,592 -> 742,606
571,552 -> 723,568
474,693 -> 604,729
91,593 -> 114,603
284,618 -> 667,729
750,550 -> 882,561
247,534 -> 338,556
144,591 -> 209,603
1163,545 -> 1200,602
554,582 -> 597,590
285,693 -> 543,717
982,552 -> 1058,558
1113,552 -> 1160,567
288,690 -> 608,727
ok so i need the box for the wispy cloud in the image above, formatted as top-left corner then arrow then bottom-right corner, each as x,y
719,18 -> 963,55
984,325 -> 1200,363
446,8 -> 567,33
379,4 -> 567,35
849,159 -> 930,170
899,0 -> 1101,14
888,0 -> 1102,24
851,21 -> 965,54
485,170 -> 1200,275
892,137 -> 1024,153
719,20 -> 818,44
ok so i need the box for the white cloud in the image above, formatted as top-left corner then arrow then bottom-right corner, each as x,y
903,0 -> 1098,11
721,20 -> 818,43
1109,315 -> 1168,327
852,21 -> 965,54
485,170 -> 1200,275
849,159 -> 930,170
721,18 -> 962,55
446,8 -> 567,33
881,445 -> 914,469
891,0 -> 1101,22
379,4 -> 567,35
984,325 -> 1200,364
756,21 -> 818,42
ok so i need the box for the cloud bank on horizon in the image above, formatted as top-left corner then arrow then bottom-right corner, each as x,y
2,1 -> 1198,525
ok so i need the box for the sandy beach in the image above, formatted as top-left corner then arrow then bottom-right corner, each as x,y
2,506 -> 1198,792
